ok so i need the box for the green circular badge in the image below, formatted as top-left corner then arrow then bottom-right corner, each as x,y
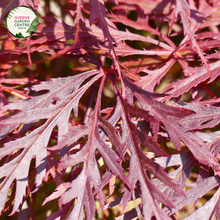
6,6 -> 38,38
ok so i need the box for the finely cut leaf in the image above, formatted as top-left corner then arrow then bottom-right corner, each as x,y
1,0 -> 220,219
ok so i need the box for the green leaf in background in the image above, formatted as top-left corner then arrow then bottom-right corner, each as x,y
26,17 -> 38,35
15,32 -> 25,38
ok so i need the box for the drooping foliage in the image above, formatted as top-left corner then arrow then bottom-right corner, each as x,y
1,0 -> 220,219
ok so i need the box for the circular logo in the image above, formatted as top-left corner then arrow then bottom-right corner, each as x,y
6,6 -> 38,38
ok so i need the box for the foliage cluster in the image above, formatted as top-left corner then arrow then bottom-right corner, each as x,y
1,0 -> 220,219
